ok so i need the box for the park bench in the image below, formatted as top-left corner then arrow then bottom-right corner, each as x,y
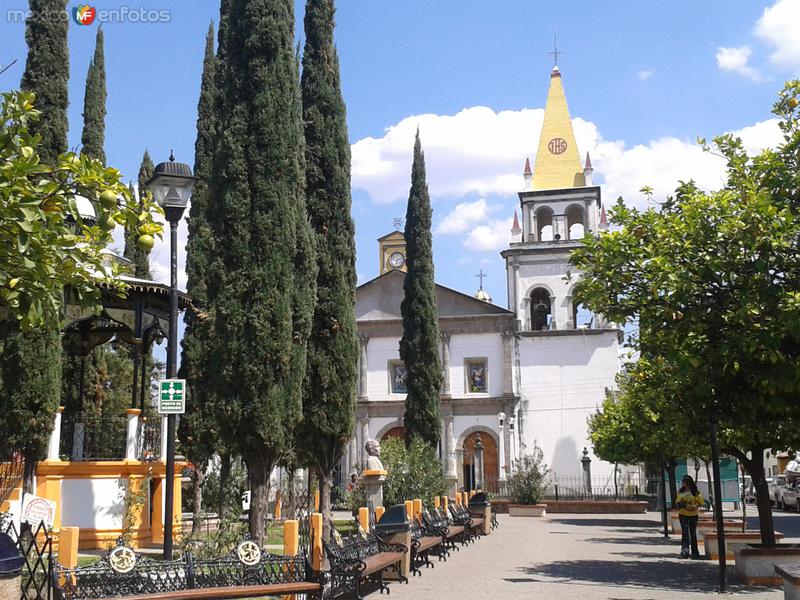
423,507 -> 466,553
52,537 -> 322,600
408,514 -> 444,576
449,502 -> 481,541
324,520 -> 407,599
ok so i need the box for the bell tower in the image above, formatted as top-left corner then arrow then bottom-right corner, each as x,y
502,66 -> 606,332
378,231 -> 407,274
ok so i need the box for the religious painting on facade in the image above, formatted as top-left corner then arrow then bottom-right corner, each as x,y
389,361 -> 408,394
465,358 -> 488,393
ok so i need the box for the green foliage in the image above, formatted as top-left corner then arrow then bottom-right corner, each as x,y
297,0 -> 358,496
120,466 -> 152,544
180,22 -> 220,469
122,150 -> 154,280
571,80 -> 800,545
508,446 -> 548,505
20,0 -> 69,165
80,28 -> 106,164
400,132 -> 442,447
204,0 -> 316,541
380,437 -> 446,507
202,457 -> 248,519
0,91 -> 162,329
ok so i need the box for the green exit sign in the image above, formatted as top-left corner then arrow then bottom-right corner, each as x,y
158,379 -> 186,415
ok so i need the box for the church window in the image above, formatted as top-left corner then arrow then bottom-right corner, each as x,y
536,207 -> 554,241
464,358 -> 488,393
388,361 -> 407,394
566,205 -> 586,240
573,299 -> 594,329
530,288 -> 552,331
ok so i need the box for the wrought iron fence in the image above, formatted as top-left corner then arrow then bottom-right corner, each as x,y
482,476 -> 509,498
59,411 -> 126,461
0,454 -> 24,506
136,417 -> 161,461
541,474 -> 661,503
1,513 -> 52,600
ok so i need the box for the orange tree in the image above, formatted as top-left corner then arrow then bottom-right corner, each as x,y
573,81 -> 800,546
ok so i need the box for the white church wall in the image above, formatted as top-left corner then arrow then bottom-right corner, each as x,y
365,336 -> 401,401
447,333 -> 503,397
515,332 -> 618,481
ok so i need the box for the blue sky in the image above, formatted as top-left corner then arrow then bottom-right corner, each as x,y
1,0 -> 798,310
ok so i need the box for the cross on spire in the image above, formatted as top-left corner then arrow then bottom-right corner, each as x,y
548,31 -> 565,67
392,217 -> 403,231
475,269 -> 487,290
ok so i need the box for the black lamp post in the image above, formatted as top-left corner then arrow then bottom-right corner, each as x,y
146,152 -> 196,560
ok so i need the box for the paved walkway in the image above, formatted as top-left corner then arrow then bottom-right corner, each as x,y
384,513 -> 783,599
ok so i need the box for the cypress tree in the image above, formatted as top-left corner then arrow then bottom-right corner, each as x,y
80,28 -> 106,164
400,131 -> 442,447
207,0 -> 316,543
297,0 -> 358,539
20,0 -> 69,165
8,0 -> 69,490
122,151 -> 154,279
180,22 -> 219,529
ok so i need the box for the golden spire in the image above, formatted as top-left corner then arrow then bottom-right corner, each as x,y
532,67 -> 584,190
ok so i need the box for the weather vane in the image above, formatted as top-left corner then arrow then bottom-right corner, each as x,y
548,31 -> 565,67
476,269 -> 487,290
392,217 -> 403,230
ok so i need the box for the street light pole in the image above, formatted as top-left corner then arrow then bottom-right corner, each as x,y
163,212 -> 179,560
147,153 -> 195,561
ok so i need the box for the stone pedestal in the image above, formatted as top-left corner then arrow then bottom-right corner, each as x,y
361,469 -> 387,509
446,476 -> 458,499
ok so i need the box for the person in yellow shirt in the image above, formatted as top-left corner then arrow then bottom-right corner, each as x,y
676,475 -> 704,559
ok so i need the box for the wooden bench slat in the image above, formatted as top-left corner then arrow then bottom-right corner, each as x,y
417,536 -> 441,551
362,551 -> 405,576
99,581 -> 322,600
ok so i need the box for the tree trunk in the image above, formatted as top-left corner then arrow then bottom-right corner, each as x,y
320,473 -> 333,543
743,449 -> 775,547
246,455 -> 271,546
218,452 -> 231,521
22,457 -> 36,496
191,465 -> 203,535
665,460 -> 678,506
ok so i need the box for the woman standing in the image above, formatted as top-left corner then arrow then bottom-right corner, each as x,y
676,475 -> 704,559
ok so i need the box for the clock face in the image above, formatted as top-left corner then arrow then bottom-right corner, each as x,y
389,252 -> 405,268
548,137 -> 567,155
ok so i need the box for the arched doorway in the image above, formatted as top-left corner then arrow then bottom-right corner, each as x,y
381,426 -> 405,442
462,431 -> 498,492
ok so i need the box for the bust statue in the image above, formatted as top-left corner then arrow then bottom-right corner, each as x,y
365,439 -> 384,471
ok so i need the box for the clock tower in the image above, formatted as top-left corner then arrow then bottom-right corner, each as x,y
377,230 -> 407,274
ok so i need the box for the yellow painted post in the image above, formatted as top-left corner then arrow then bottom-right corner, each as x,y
58,526 -> 79,588
462,492 -> 469,505
311,512 -> 323,571
375,506 -> 385,522
443,496 -> 449,513
314,490 -> 320,511
172,469 -> 182,543
358,507 -> 369,533
469,490 -> 476,499
275,490 -> 282,521
413,499 -> 422,521
151,477 -> 164,544
404,500 -> 413,520
284,519 -> 299,555
434,496 -> 440,509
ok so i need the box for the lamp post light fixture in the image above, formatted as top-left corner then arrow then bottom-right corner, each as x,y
146,152 -> 196,561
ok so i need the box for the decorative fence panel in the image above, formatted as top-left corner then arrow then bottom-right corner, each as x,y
1,514 -> 52,600
60,412 -> 127,461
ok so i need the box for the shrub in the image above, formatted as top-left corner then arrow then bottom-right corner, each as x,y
508,445 -> 549,505
381,437 -> 446,507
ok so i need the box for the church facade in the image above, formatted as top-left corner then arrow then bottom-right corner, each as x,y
344,66 -> 621,493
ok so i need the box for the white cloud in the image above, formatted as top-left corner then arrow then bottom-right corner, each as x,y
436,198 -> 499,234
637,69 -> 654,81
464,218 -> 514,252
755,0 -> 800,73
351,106 -> 543,203
715,46 -> 761,81
351,105 -> 785,220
